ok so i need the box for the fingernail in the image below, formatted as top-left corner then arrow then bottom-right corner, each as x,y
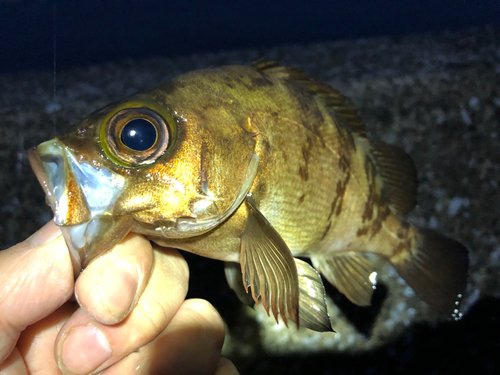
97,261 -> 140,321
59,325 -> 112,374
27,220 -> 61,246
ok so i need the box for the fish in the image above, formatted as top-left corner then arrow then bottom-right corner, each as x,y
27,60 -> 469,332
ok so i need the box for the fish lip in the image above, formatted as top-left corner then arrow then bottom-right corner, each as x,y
27,138 -> 84,225
28,141 -> 88,273
27,146 -> 58,211
28,144 -> 84,274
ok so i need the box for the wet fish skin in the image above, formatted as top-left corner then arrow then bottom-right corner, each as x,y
28,61 -> 469,332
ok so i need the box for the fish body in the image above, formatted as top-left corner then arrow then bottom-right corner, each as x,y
28,61 -> 469,332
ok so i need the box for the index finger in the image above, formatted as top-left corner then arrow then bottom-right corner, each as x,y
0,221 -> 73,363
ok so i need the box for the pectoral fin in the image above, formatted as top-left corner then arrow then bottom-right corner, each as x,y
311,252 -> 377,306
295,258 -> 333,332
240,199 -> 299,327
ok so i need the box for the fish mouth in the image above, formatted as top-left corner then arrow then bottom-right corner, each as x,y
28,139 -> 90,225
28,139 -> 132,276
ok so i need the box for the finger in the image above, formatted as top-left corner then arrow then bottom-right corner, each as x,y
55,245 -> 189,375
75,233 -> 154,324
214,358 -> 240,375
0,221 -> 73,363
146,298 -> 226,375
101,299 -> 227,375
17,303 -> 78,374
0,347 -> 27,375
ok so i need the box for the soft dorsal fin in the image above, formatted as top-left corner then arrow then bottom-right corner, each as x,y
369,140 -> 418,215
240,198 -> 299,327
252,60 -> 367,137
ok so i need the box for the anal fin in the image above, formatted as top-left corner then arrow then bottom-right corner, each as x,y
240,199 -> 299,327
311,252 -> 377,306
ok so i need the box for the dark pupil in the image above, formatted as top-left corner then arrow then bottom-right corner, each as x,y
121,119 -> 157,151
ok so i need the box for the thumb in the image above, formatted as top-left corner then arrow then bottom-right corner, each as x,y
0,221 -> 74,363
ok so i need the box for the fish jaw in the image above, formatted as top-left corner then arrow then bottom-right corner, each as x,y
27,138 -> 133,275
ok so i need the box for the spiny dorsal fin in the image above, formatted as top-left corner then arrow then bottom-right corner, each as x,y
369,140 -> 418,216
252,60 -> 367,137
251,58 -> 280,71
310,252 -> 377,306
240,198 -> 299,328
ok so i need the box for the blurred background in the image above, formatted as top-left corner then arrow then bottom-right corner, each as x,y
1,1 -> 499,374
1,0 -> 500,73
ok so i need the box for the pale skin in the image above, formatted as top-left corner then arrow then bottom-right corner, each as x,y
0,221 -> 239,375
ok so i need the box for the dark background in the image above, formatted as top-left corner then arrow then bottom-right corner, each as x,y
1,0 -> 500,73
1,1 -> 499,374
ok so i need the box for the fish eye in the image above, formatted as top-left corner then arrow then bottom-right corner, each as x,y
120,119 -> 157,151
101,107 -> 172,167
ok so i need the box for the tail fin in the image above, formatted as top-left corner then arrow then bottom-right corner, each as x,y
389,227 -> 469,319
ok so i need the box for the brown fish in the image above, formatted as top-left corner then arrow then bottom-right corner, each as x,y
28,61 -> 469,332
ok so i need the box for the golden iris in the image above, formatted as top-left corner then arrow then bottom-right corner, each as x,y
100,105 -> 173,167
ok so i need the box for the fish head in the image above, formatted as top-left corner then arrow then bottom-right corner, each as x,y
28,71 -> 259,273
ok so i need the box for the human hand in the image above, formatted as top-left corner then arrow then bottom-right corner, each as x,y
0,220 -> 239,374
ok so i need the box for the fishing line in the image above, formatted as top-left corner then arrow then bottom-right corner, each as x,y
52,0 -> 57,134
